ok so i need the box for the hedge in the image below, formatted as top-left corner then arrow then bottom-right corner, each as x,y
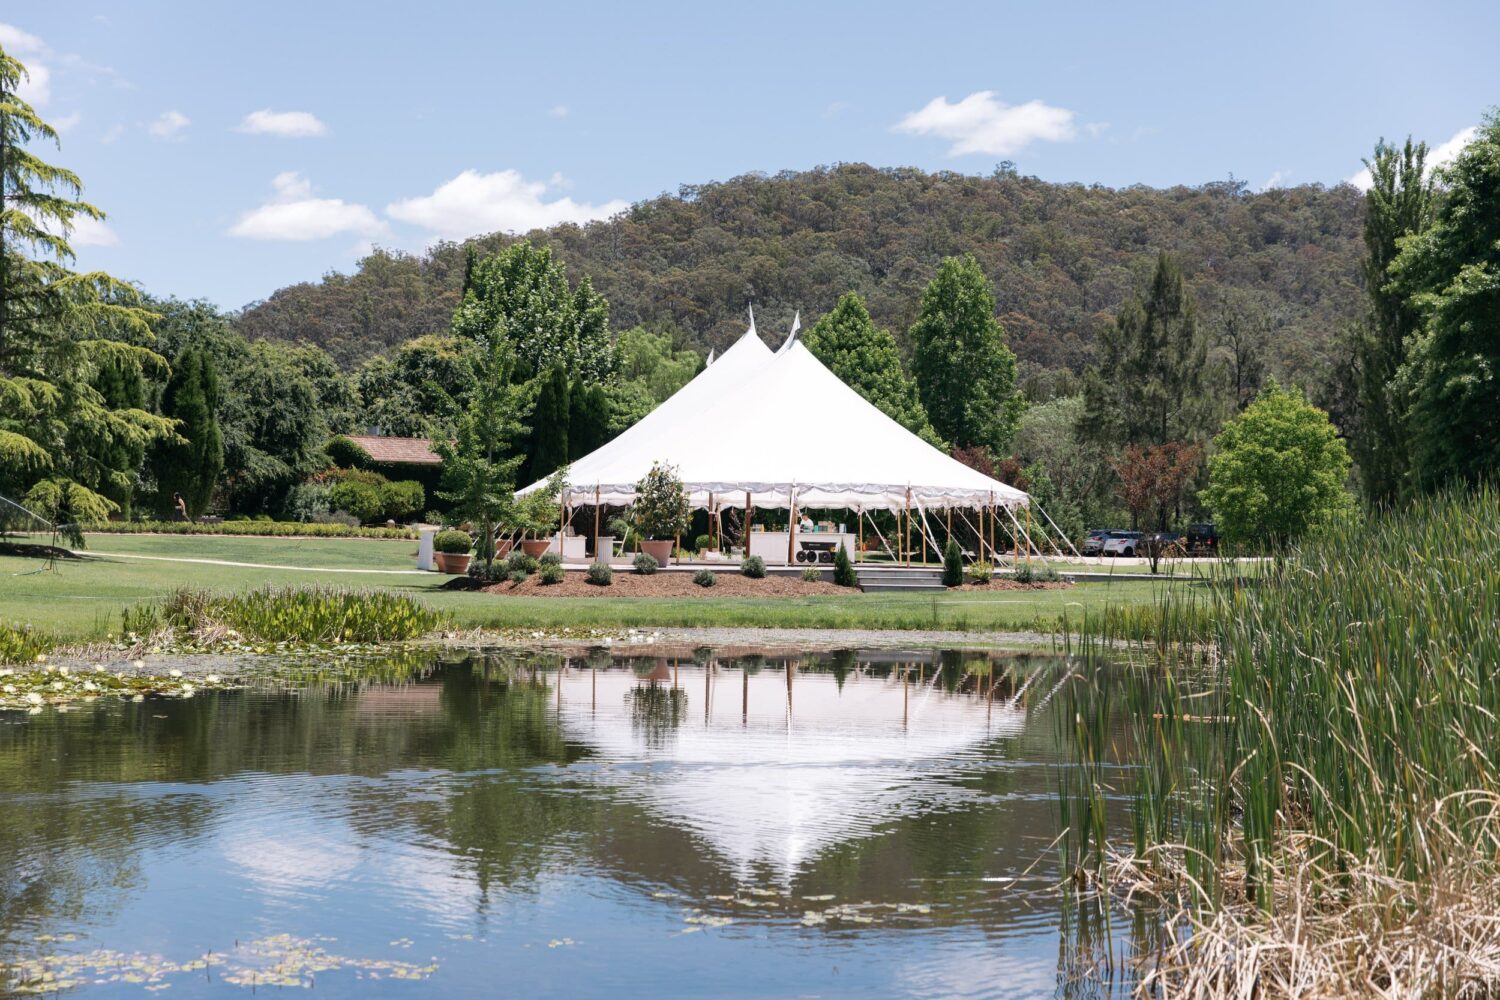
84,520 -> 417,540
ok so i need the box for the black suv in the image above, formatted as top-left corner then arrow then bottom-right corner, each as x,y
1184,523 -> 1218,554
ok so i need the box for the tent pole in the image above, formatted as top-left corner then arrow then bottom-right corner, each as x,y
987,492 -> 995,562
1035,502 -> 1082,559
744,491 -> 753,560
708,492 -> 716,550
593,485 -> 601,559
857,508 -> 864,563
787,485 -> 797,566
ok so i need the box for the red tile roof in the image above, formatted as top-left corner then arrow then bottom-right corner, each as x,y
346,435 -> 442,466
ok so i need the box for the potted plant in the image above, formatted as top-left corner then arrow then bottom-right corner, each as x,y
632,461 -> 690,565
433,529 -> 473,574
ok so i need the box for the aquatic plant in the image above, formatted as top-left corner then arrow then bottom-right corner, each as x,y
0,622 -> 53,665
155,586 -> 442,645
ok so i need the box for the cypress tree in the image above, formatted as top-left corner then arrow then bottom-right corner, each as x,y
527,361 -> 571,482
153,346 -> 223,516
941,537 -> 963,587
910,256 -> 1025,452
806,292 -> 939,444
568,381 -> 611,460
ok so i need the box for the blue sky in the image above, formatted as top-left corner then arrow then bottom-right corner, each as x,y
7,2 -> 1497,311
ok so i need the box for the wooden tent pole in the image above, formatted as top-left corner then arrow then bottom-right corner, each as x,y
593,485 -> 601,558
744,491 -> 753,559
988,492 -> 996,561
787,485 -> 797,565
857,508 -> 864,563
904,488 -> 912,567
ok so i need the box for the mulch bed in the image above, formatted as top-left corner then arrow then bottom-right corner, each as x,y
953,580 -> 1072,592
482,571 -> 851,598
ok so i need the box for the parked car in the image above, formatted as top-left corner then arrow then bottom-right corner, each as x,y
1184,523 -> 1219,554
1080,528 -> 1112,555
1141,531 -> 1186,557
1101,530 -> 1143,557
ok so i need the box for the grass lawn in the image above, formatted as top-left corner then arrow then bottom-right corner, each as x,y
1,533 -> 1183,641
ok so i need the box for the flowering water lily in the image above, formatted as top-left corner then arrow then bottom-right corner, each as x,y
169,669 -> 183,678
132,659 -> 145,669
26,692 -> 43,705
35,653 -> 47,663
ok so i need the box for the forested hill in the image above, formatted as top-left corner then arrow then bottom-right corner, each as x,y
234,163 -> 1366,382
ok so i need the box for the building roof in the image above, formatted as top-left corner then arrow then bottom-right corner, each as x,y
346,435 -> 442,466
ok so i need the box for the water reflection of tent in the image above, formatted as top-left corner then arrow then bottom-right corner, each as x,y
554,664 -> 1025,882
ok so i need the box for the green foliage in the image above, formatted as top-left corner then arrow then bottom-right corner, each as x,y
538,551 -> 563,569
740,554 -> 766,579
942,537 -> 963,587
325,435 -> 373,469
527,360 -> 571,482
355,334 -> 479,437
377,480 -> 424,522
567,381 -> 612,460
694,533 -> 714,553
1390,113 -> 1500,490
799,566 -> 820,583
1011,396 -> 1113,542
585,561 -> 613,585
694,568 -> 718,587
0,622 -> 52,664
833,543 -> 856,587
505,549 -> 539,576
159,586 -> 440,644
327,479 -> 384,523
614,326 -> 701,404
538,562 -> 565,585
23,479 -> 117,546
451,241 -> 614,384
910,255 -> 1025,453
632,552 -> 659,575
1081,251 -> 1215,448
1347,138 -> 1434,504
631,461 -> 689,539
515,468 -> 568,536
1201,381 -> 1354,548
433,529 -> 472,554
507,568 -> 529,584
805,293 -> 939,444
967,560 -> 993,584
1012,560 -> 1060,583
85,519 -> 414,539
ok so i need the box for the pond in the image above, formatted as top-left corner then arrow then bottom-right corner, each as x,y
0,647 -> 1141,998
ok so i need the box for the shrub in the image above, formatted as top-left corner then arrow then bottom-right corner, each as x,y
507,568 -> 530,585
284,482 -> 332,521
833,543 -> 857,587
434,529 -> 473,554
693,568 -> 717,587
632,461 -> 690,539
942,537 -> 963,587
967,560 -> 993,584
586,561 -> 613,586
633,552 -> 659,575
539,563 -> 566,585
801,566 -> 821,582
694,534 -> 714,553
741,555 -> 766,579
538,551 -> 563,569
81,520 -> 414,539
328,479 -> 385,523
325,435 -> 374,469
379,480 -> 425,522
506,550 -> 539,575
1013,560 -> 1060,583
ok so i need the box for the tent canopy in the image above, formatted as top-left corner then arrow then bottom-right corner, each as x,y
520,322 -> 1028,512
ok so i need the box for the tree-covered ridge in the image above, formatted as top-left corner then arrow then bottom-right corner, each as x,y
235,164 -> 1364,383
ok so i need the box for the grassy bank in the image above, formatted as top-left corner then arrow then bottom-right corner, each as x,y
0,533 -> 1179,647
1060,489 -> 1500,996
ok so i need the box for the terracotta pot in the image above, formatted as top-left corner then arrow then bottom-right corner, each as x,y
492,538 -> 514,560
521,539 -> 552,559
640,539 -> 674,565
434,552 -> 471,575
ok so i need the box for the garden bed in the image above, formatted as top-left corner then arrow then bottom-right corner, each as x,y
482,571 -> 853,598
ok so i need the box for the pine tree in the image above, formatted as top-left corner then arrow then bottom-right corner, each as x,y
1081,252 -> 1214,447
0,45 -> 175,541
909,256 -> 1024,452
1350,138 -> 1433,505
152,346 -> 223,516
527,361 -> 571,482
806,292 -> 940,445
941,537 -> 963,587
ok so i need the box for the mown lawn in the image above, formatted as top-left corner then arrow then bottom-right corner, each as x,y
0,533 -> 1182,641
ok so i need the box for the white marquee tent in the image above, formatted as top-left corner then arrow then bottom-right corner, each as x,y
519,318 -> 1029,516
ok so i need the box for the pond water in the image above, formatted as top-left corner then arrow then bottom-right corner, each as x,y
1,647 -> 1138,998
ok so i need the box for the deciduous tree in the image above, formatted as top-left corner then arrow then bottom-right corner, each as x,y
807,292 -> 939,443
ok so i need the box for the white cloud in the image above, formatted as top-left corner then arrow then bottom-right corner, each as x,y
100,123 -> 124,144
68,214 -> 119,247
386,169 -> 628,240
548,104 -> 569,118
148,110 -> 190,140
15,60 -> 50,105
1261,169 -> 1291,191
895,90 -> 1077,157
1347,126 -> 1478,191
236,108 -> 328,138
229,171 -> 388,241
0,22 -> 47,54
52,111 -> 81,132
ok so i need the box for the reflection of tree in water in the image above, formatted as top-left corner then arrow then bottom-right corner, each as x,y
626,683 -> 688,749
